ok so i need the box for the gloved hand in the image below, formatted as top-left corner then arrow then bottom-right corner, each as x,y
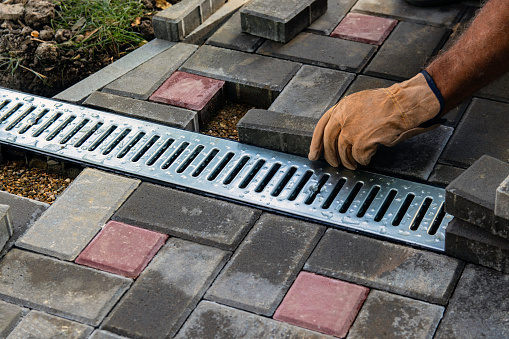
308,72 -> 444,170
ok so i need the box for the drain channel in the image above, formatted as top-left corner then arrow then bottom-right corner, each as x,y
0,88 -> 452,251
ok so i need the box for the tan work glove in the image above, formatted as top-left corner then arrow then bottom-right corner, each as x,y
308,72 -> 444,170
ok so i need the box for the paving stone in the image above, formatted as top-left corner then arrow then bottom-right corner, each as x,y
102,238 -> 229,339
206,11 -> 265,53
475,71 -> 509,103
75,220 -> 168,278
428,164 -> 465,187
240,0 -> 327,43
180,45 -> 301,107
268,65 -> 354,119
274,272 -> 368,337
445,218 -> 509,273
445,155 -> 509,239
0,300 -> 25,338
258,32 -> 376,73
237,109 -> 316,157
364,125 -> 454,182
0,204 -> 12,254
102,43 -> 198,100
0,191 -> 48,257
17,168 -> 139,261
149,71 -> 225,125
496,175 -> 509,220
352,0 -> 465,27
440,98 -> 509,168
7,311 -> 93,339
364,22 -> 449,81
176,301 -> 333,338
89,330 -> 129,339
205,213 -> 325,316
83,91 -> 198,131
331,13 -> 397,45
0,249 -> 132,326
306,0 -> 357,35
347,290 -> 444,339
305,228 -> 464,305
112,182 -> 260,251
53,39 -> 175,104
434,264 -> 509,338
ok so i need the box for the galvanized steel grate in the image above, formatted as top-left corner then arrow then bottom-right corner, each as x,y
0,88 -> 452,251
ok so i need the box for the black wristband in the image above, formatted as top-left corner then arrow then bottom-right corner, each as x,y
419,70 -> 446,128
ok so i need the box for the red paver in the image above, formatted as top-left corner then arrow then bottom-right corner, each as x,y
149,71 -> 225,111
75,221 -> 168,278
274,272 -> 369,337
331,13 -> 397,45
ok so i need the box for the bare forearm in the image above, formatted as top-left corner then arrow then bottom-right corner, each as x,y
426,0 -> 509,112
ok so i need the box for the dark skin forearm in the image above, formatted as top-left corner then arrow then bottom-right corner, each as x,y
426,0 -> 509,113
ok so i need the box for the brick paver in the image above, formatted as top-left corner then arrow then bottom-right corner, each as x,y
331,13 -> 397,45
7,311 -> 93,338
0,204 -> 12,254
307,0 -> 357,35
0,300 -> 25,338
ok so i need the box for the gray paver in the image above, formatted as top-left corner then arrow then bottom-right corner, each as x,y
237,108 -> 316,157
205,213 -> 325,316
102,43 -> 198,100
306,0 -> 357,35
496,175 -> 509,220
347,290 -> 444,339
305,229 -> 464,305
365,125 -> 453,182
435,264 -> 509,338
7,311 -> 93,339
440,98 -> 509,168
445,155 -> 509,239
364,22 -> 449,81
180,45 -> 301,107
153,0 -> 203,41
0,204 -> 12,254
0,300 -> 25,338
428,164 -> 465,187
83,91 -> 198,131
445,218 -> 509,273
112,182 -> 260,251
17,168 -> 139,261
352,0 -> 464,27
240,0 -> 327,43
476,71 -> 509,103
175,301 -> 333,338
0,249 -> 132,326
53,39 -> 175,104
268,65 -> 354,119
90,330 -> 129,339
102,238 -> 229,339
258,32 -> 376,72
206,11 -> 265,53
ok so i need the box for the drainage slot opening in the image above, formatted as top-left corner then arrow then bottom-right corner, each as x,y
192,148 -> 219,176
255,163 -> 282,193
272,166 -> 297,197
392,194 -> 415,226
19,109 -> 49,134
339,182 -> 363,213
161,142 -> 189,169
46,115 -> 76,141
117,132 -> 145,158
374,189 -> 398,222
224,156 -> 250,185
322,178 -> 347,209
32,112 -> 63,137
357,186 -> 381,218
147,138 -> 174,166
410,197 -> 433,231
0,103 -> 23,123
6,106 -> 36,131
0,99 -> 11,111
288,170 -> 313,201
132,135 -> 160,162
60,119 -> 89,144
102,128 -> 131,154
305,174 -> 330,205
239,159 -> 265,189
177,145 -> 204,173
74,122 -> 103,147
428,203 -> 445,235
89,125 -> 117,151
208,152 -> 235,181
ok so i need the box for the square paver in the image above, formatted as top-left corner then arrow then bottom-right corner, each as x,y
7,311 -> 93,338
75,220 -> 168,278
307,0 -> 357,35
274,272 -> 368,337
0,300 -> 26,338
0,204 -> 12,254
428,164 -> 465,187
476,71 -> 509,104
331,13 -> 397,45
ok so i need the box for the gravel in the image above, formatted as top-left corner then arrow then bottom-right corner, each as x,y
201,100 -> 255,141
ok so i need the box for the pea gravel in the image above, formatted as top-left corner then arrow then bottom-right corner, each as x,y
201,100 -> 255,141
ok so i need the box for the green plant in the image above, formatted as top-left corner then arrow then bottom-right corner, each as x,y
0,54 -> 48,81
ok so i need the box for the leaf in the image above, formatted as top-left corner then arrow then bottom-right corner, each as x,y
155,0 -> 171,10
71,17 -> 86,31
131,16 -> 141,27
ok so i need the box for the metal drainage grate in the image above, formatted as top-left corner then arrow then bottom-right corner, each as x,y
0,88 -> 452,251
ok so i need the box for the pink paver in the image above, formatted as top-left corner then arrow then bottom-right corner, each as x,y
75,221 -> 168,278
274,272 -> 369,338
149,71 -> 225,111
331,13 -> 397,45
